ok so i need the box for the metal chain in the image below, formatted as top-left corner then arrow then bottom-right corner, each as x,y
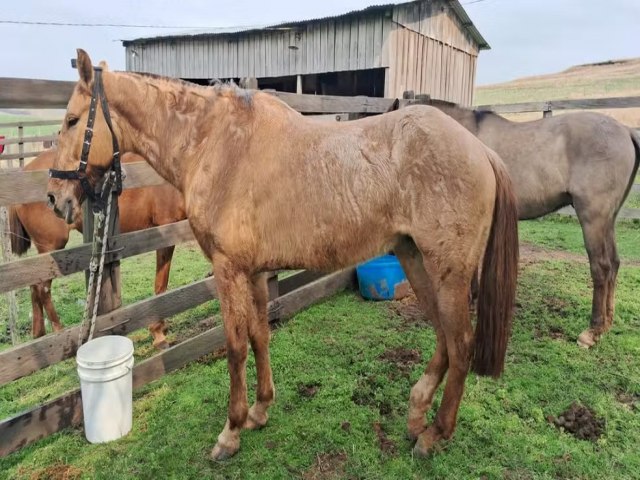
78,173 -> 116,345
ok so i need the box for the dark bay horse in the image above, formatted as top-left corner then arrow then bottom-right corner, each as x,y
46,50 -> 518,459
425,100 -> 640,348
9,149 -> 186,347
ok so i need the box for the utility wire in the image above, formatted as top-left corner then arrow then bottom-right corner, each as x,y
0,19 -> 262,29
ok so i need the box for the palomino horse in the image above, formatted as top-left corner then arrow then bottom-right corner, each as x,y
10,149 -> 186,347
47,50 -> 518,459
421,99 -> 640,348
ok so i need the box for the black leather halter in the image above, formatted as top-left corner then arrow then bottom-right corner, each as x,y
49,66 -> 123,210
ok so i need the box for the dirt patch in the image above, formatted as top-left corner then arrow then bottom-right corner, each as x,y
302,452 -> 348,480
548,402 -> 605,442
519,243 -> 587,267
378,347 -> 422,377
298,381 -> 321,398
543,297 -> 572,316
18,463 -> 82,480
373,421 -> 398,456
533,324 -> 567,341
520,243 -> 640,268
616,391 -> 640,411
393,280 -> 411,300
387,291 -> 427,329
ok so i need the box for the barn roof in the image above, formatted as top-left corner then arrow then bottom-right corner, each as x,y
122,0 -> 489,50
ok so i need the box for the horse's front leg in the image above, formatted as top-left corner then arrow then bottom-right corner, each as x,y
245,272 -> 275,430
210,254 -> 254,461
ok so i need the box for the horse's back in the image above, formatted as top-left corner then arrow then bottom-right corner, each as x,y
188,102 -> 500,271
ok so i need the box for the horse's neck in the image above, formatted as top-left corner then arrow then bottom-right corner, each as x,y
106,72 -> 215,190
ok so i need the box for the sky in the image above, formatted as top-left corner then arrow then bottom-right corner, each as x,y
1,0 -> 639,86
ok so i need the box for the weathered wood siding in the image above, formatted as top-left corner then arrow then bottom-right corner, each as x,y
126,13 -> 390,79
125,0 -> 481,105
384,0 -> 478,104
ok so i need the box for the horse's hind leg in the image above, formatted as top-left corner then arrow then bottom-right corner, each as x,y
605,232 -> 620,331
414,271 -> 473,456
395,238 -> 448,441
30,284 -> 46,338
210,253 -> 253,461
41,279 -> 63,332
148,246 -> 175,349
244,272 -> 275,430
574,206 -> 618,348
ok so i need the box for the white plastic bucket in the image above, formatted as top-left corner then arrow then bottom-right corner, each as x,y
76,336 -> 134,444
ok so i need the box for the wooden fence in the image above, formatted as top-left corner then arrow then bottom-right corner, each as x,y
0,119 -> 59,165
1,77 -> 639,457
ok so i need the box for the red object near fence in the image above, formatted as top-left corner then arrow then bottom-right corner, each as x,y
0,135 -> 4,155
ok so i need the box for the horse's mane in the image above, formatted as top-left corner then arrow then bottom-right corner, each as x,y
118,71 -> 250,99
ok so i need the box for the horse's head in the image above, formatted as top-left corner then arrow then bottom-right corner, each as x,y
47,49 -> 122,224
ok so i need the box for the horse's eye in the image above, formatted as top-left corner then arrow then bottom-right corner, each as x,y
67,117 -> 79,128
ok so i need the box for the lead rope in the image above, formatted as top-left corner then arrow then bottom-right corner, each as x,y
78,172 -> 116,345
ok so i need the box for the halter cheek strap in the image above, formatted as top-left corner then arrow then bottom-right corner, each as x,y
49,66 -> 122,211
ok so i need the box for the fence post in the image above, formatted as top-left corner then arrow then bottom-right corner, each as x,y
0,207 -> 19,345
83,194 -> 122,317
17,124 -> 24,168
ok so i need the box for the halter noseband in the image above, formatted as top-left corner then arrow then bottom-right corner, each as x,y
49,66 -> 123,211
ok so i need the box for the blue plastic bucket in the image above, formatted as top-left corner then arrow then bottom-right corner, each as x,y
356,254 -> 408,300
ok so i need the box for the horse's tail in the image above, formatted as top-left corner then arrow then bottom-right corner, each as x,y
472,150 -> 519,378
621,129 -> 640,209
8,206 -> 31,256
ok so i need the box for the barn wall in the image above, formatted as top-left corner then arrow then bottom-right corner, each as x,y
126,12 -> 390,79
384,0 -> 478,105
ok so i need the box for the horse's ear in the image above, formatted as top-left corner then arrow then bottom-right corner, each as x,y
76,49 -> 94,87
98,60 -> 109,71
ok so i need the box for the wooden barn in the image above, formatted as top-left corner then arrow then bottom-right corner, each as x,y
123,0 -> 488,105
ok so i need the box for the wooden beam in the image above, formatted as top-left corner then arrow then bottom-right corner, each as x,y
0,78 -> 75,109
0,276 -> 217,386
476,96 -> 640,114
0,268 -> 355,457
0,269 -> 335,385
0,151 -> 45,162
0,134 -> 57,146
278,270 -> 326,295
0,161 -> 165,207
270,91 -> 401,114
0,220 -> 194,294
0,119 -> 62,129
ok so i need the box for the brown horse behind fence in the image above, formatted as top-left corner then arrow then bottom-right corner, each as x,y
9,149 -> 186,347
419,99 -> 640,348
46,50 -> 518,459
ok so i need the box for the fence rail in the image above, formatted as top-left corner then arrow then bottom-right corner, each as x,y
476,95 -> 640,114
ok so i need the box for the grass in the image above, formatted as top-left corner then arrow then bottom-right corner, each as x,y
519,215 -> 640,260
1,215 -> 639,479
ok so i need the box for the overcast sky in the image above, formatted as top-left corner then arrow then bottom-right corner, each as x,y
2,0 -> 638,85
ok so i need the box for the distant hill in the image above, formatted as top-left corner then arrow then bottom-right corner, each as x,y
474,58 -> 640,126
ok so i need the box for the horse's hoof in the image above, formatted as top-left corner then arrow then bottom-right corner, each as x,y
577,330 -> 597,349
210,442 -> 239,462
412,426 -> 444,458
